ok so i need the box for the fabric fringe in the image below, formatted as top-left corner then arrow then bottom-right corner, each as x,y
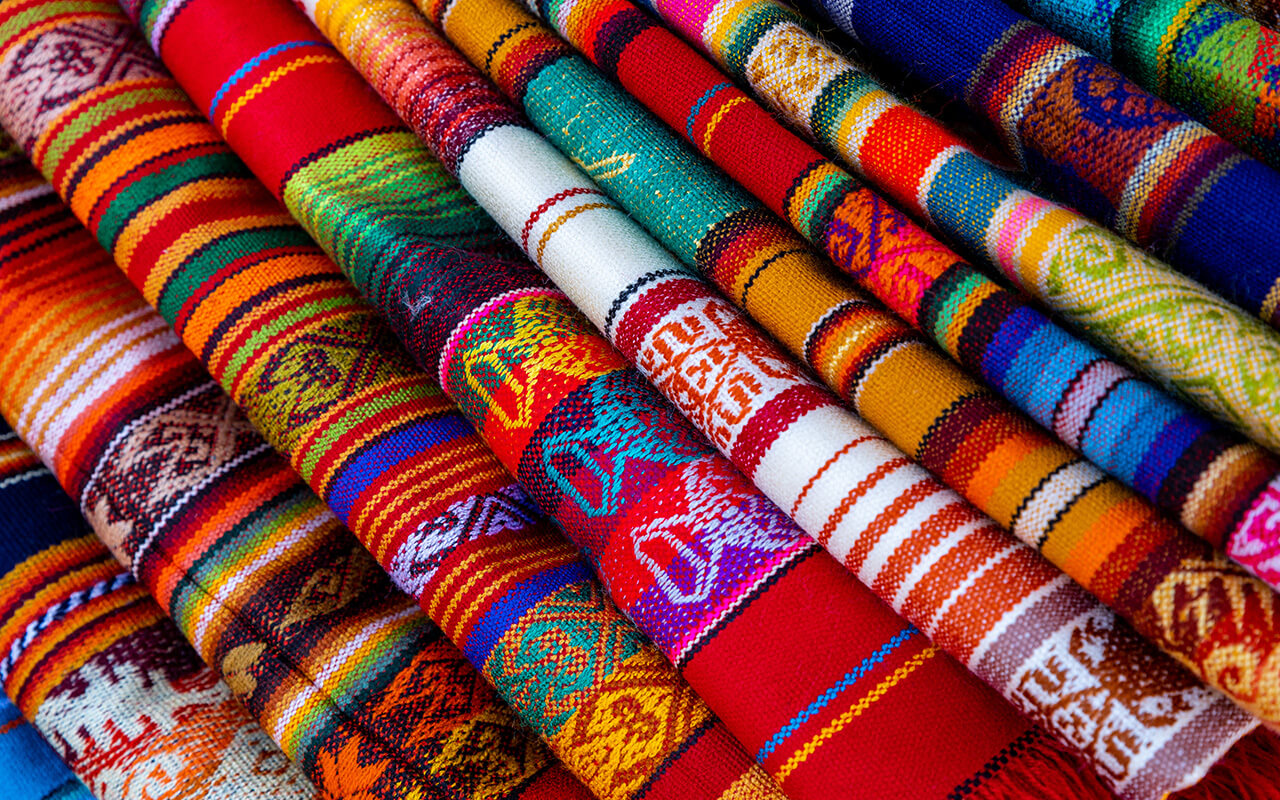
1176,729 -> 1280,800
964,729 -> 1118,800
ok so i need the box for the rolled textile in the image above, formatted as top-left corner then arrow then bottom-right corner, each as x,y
113,1 -> 1275,798
13,1 -> 1071,798
494,0 -> 1280,598
407,0 -> 1280,735
797,0 -> 1280,335
1007,0 -> 1280,170
0,156 -> 587,800
0,422 -> 319,800
0,696 -> 95,800
0,1 -> 890,798
0,3 -> 823,799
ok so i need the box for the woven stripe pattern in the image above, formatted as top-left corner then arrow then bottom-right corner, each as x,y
0,2 -> 787,798
0,420 -> 319,800
116,2 -> 1088,798
0,153 -> 587,800
643,0 -> 1280,591
519,0 -> 1280,610
803,0 -> 1280,332
419,0 -> 1280,736
289,1 -> 1208,798
1012,0 -> 1280,169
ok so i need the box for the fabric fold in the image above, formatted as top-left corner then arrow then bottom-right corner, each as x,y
797,0 -> 1280,334
0,418 -> 320,800
0,150 -> 590,800
0,696 -> 95,800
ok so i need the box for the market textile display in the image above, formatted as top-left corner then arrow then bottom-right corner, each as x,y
218,0 -> 1280,797
77,1 -> 1105,798
413,0 -> 1280,735
0,4 -> 777,799
0,156 -> 586,800
498,0 -> 1280,594
798,0 -> 1280,332
1010,0 -> 1280,170
0,696 -> 94,800
0,419 -> 319,800
106,0 -> 1277,797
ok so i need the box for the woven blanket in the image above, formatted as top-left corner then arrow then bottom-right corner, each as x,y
0,422 -> 319,800
0,3 -> 785,798
111,0 -> 1276,797
1009,0 -> 1280,169
1226,0 -> 1280,25
0,156 -> 587,800
0,697 -> 95,800
414,0 -> 1280,736
798,0 -> 1280,333
98,1 -> 1081,797
507,0 -> 1280,607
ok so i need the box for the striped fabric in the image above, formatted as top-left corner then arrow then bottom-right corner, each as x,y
0,3 -> 794,798
1011,0 -> 1280,169
0,696 -> 95,800
244,0 -> 1280,797
0,155 -> 583,800
108,1 -> 1101,797
629,0 -> 1280,585
507,0 -> 1280,608
412,0 -> 1280,736
799,0 -> 1280,333
0,421 -> 319,800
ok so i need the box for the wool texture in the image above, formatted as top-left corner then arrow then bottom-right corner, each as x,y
0,421 -> 319,800
0,696 -> 95,800
104,1 -> 1092,797
1009,0 -> 1280,169
502,0 -> 1280,606
0,153 -> 588,800
414,0 -> 1280,739
269,0 -> 1209,797
0,2 -> 792,798
797,0 -> 1280,334
1226,0 -> 1280,25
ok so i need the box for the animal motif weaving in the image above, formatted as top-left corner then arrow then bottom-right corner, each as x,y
0,420 -> 320,800
412,0 -> 1280,748
505,0 -> 1280,611
798,0 -> 1280,334
1011,0 -> 1280,169
0,150 -> 592,800
0,2 -> 793,798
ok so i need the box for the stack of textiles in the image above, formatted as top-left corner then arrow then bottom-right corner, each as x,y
0,0 -> 1277,797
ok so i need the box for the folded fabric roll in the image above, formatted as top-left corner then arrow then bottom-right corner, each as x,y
625,0 -> 1280,584
798,0 -> 1280,334
1007,0 -> 1280,170
0,421 -> 319,800
50,0 -> 1090,797
0,696 -> 95,800
0,155 -> 587,800
0,5 -> 779,798
405,0 -> 1280,738
503,0 -> 1280,606
110,0 -> 1276,798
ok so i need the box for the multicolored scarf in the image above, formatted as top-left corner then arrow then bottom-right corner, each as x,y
0,421 -> 320,800
0,696 -> 94,800
0,152 -> 591,799
114,0 -> 1276,797
497,0 -> 1280,595
0,5 -> 783,799
34,0 -> 1078,796
410,0 -> 1280,737
1009,0 -> 1280,170
797,0 -> 1280,331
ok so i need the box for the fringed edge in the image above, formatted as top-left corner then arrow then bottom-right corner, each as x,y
952,726 -> 1118,800
1174,728 -> 1280,800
